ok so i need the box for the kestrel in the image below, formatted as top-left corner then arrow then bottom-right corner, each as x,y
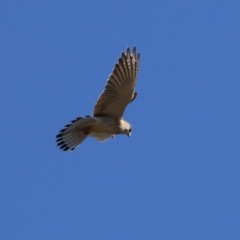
56,47 -> 140,151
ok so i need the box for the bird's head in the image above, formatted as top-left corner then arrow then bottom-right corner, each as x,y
120,120 -> 132,137
125,127 -> 132,137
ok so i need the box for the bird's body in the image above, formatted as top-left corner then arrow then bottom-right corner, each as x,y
56,47 -> 140,151
92,116 -> 132,135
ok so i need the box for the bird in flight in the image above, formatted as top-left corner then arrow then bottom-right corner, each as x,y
56,47 -> 140,151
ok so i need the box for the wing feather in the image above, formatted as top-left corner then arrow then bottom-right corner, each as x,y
93,47 -> 140,117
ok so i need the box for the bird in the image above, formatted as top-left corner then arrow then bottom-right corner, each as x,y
56,47 -> 140,151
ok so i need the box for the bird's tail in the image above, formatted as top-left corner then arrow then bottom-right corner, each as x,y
56,116 -> 96,151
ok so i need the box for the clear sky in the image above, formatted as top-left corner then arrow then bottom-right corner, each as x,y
1,1 -> 240,239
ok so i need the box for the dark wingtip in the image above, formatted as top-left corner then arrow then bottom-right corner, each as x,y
56,133 -> 63,138
56,140 -> 71,152
137,53 -> 140,61
56,137 -> 63,142
57,141 -> 64,146
63,147 -> 70,151
60,144 -> 67,149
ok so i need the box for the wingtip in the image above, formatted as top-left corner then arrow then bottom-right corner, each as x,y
137,52 -> 140,61
126,46 -> 136,52
125,46 -> 138,58
56,133 -> 63,138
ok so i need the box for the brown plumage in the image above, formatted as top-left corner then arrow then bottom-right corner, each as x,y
56,47 -> 140,151
93,47 -> 140,117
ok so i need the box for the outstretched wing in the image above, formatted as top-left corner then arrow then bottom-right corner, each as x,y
93,47 -> 140,118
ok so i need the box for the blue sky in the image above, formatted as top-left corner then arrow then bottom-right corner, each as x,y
1,1 -> 240,239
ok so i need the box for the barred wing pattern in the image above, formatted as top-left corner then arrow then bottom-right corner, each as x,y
93,47 -> 140,118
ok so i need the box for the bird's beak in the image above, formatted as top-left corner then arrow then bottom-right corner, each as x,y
127,133 -> 131,137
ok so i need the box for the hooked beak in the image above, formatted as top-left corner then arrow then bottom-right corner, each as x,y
127,132 -> 131,137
